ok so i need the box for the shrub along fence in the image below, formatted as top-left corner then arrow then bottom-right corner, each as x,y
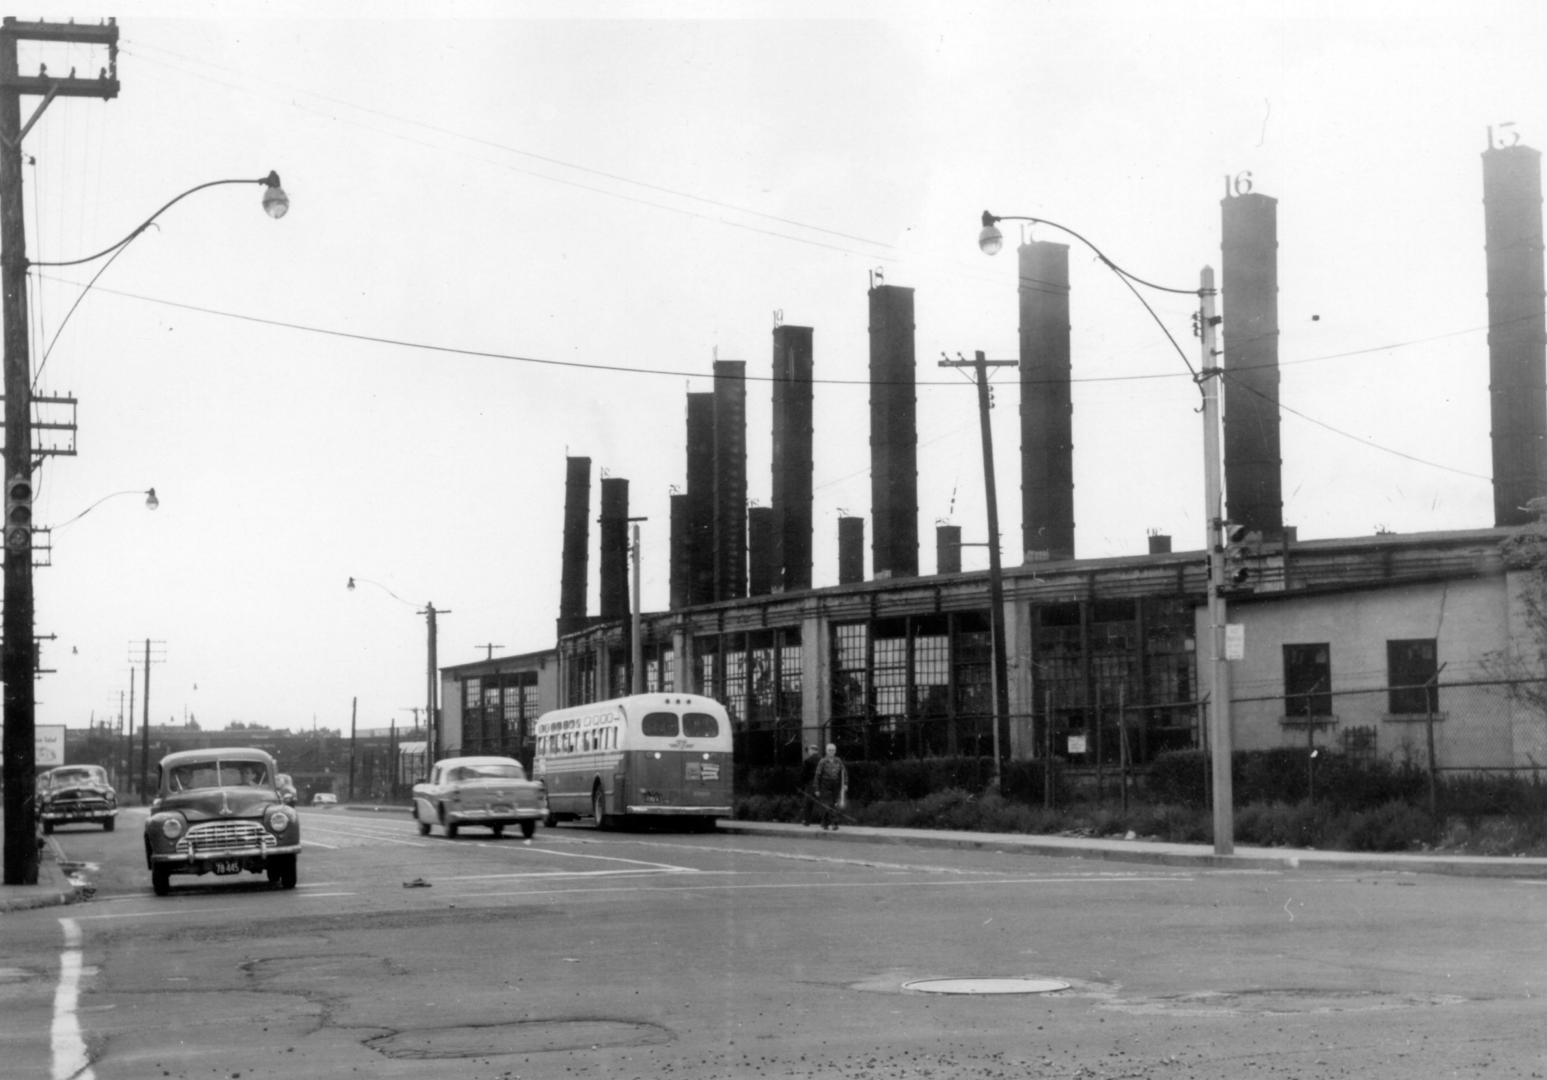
736,744 -> 1547,851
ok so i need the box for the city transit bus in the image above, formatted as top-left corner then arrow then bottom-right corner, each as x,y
533,693 -> 733,829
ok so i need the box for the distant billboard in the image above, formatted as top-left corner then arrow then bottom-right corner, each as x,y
36,724 -> 67,767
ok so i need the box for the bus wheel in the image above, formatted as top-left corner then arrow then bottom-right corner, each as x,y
592,786 -> 610,830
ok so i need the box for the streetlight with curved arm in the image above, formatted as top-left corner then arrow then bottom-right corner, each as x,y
977,208 -> 1234,854
2,168 -> 288,885
347,577 -> 449,768
49,486 -> 158,531
31,172 -> 288,270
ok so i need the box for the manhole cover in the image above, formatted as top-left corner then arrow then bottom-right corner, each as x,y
903,977 -> 1070,995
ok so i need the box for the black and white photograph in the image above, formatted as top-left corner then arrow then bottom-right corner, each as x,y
4,2 -> 1547,1078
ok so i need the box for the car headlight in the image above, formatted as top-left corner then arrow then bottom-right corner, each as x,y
160,816 -> 184,840
267,808 -> 292,833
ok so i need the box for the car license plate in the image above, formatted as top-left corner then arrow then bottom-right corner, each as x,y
213,859 -> 241,875
491,803 -> 513,814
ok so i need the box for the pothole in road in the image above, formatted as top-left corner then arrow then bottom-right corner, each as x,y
245,953 -> 404,986
367,1018 -> 674,1059
903,977 -> 1071,995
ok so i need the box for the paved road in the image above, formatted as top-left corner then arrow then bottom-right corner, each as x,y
5,807 -> 1547,1079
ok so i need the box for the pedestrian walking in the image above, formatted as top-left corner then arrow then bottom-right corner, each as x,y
811,742 -> 848,830
798,744 -> 821,826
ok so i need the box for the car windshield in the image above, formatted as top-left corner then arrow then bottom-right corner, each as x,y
450,763 -> 525,782
168,761 -> 270,791
50,768 -> 99,786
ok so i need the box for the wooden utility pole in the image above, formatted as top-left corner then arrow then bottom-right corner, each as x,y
133,640 -> 166,802
1,18 -> 119,886
420,605 -> 445,761
938,351 -> 1015,785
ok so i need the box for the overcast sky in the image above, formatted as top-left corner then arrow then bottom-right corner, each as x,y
15,0 -> 1547,733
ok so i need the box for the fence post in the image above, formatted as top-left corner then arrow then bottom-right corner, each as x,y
1119,685 -> 1130,815
1044,687 -> 1054,811
1200,694 -> 1211,810
1425,703 -> 1438,820
1306,691 -> 1316,805
1095,682 -> 1104,803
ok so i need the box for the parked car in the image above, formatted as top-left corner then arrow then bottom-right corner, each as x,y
311,792 -> 338,807
411,755 -> 547,839
38,764 -> 118,833
143,747 -> 301,896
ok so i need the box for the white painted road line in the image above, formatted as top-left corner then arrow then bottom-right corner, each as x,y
52,917 -> 94,1080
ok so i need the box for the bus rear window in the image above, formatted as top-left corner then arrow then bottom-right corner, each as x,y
641,712 -> 679,737
683,712 -> 719,738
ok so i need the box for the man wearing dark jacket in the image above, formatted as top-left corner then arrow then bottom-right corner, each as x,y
811,743 -> 849,831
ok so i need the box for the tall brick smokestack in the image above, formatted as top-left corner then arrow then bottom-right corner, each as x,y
558,456 -> 591,635
936,523 -> 962,574
771,324 -> 814,592
838,516 -> 865,585
669,492 -> 689,611
1018,240 -> 1075,560
598,476 -> 630,620
713,360 -> 748,600
1220,190 -> 1284,538
869,284 -> 918,578
685,392 -> 715,605
1483,140 -> 1547,526
747,505 -> 775,596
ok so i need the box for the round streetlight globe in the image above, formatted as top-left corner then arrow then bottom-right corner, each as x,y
262,184 -> 289,219
978,222 -> 1004,256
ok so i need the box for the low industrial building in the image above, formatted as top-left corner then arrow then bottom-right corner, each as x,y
441,140 -> 1547,780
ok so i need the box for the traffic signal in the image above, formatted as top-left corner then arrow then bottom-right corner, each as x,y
4,474 -> 32,553
1222,524 -> 1260,590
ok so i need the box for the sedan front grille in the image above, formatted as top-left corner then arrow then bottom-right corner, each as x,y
178,821 -> 274,856
49,794 -> 112,810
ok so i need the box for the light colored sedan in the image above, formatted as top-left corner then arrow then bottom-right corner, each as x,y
411,755 -> 547,839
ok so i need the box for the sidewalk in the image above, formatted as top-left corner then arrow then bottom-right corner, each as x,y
716,819 -> 1547,879
0,835 -> 92,913
8,813 -> 1547,914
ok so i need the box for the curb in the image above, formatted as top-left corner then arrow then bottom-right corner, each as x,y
715,820 -> 1547,879
0,839 -> 91,914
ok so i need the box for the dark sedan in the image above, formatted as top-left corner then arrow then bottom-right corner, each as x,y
38,764 -> 118,833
